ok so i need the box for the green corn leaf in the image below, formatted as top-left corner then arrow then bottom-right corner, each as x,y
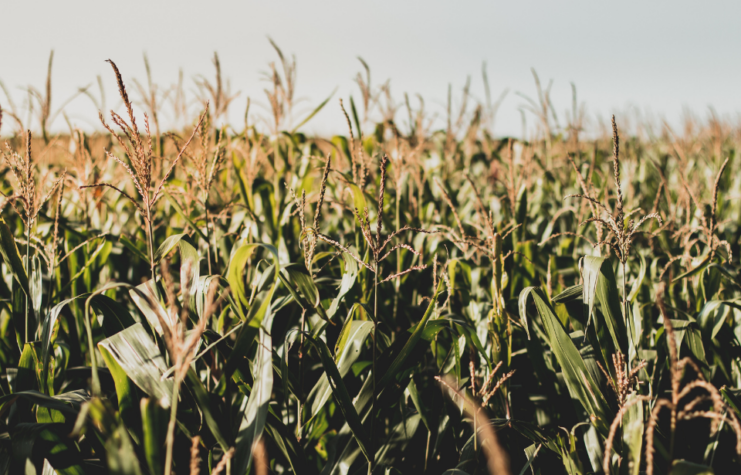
17,343 -> 40,394
348,183 -> 367,217
520,286 -> 612,437
105,424 -> 143,475
291,87 -> 336,134
581,256 -> 603,341
623,396 -> 644,475
283,265 -> 330,321
265,410 -> 317,475
581,256 -> 627,354
0,390 -> 87,420
672,254 -> 712,284
98,343 -> 140,436
229,243 -> 280,472
518,285 -> 534,340
233,154 -> 255,214
89,293 -> 137,337
304,334 -> 373,464
233,307 -> 275,473
98,323 -> 173,407
378,279 -> 445,389
328,252 -> 359,318
165,191 -> 209,242
192,274 -> 225,318
53,240 -> 107,299
305,316 -> 373,426
41,296 -> 85,393
552,284 -> 584,304
375,414 -> 421,467
185,368 -> 230,452
701,265 -> 722,302
0,217 -> 29,296
129,280 -> 168,335
627,254 -> 647,304
669,319 -> 707,366
226,242 -> 280,325
406,378 -> 430,431
118,235 -> 150,264
29,255 -> 42,324
284,266 -> 319,306
11,423 -> 85,475
139,398 -> 167,475
519,444 -> 542,475
152,233 -> 186,262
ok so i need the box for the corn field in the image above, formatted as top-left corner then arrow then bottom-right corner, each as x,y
2,49 -> 741,475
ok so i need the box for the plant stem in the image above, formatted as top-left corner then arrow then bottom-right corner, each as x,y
211,214 -> 219,274
164,375 -> 181,475
83,300 -> 101,396
298,308 -> 306,439
370,257 -> 379,474
45,255 -> 55,319
622,261 -> 631,372
424,430 -> 431,472
393,187 -> 401,320
205,206 -> 213,275
146,209 -> 156,285
25,222 -> 30,343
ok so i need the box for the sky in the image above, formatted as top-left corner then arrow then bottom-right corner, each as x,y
1,0 -> 740,138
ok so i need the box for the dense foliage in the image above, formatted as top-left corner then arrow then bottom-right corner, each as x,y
2,51 -> 741,474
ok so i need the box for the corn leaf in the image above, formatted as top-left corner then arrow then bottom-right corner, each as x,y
520,286 -> 612,437
98,323 -> 173,407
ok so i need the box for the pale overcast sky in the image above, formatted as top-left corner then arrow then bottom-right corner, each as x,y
1,0 -> 740,137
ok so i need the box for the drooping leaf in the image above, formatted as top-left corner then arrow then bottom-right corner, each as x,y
327,252 -> 359,318
0,390 -> 87,420
697,300 -> 731,340
152,233 -> 186,262
672,255 -> 711,284
518,285 -> 534,340
552,285 -> 583,304
98,323 -> 174,407
129,280 -> 168,335
283,265 -> 329,321
98,344 -> 140,437
89,293 -> 137,337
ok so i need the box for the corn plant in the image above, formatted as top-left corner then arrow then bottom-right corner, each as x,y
1,51 -> 741,475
